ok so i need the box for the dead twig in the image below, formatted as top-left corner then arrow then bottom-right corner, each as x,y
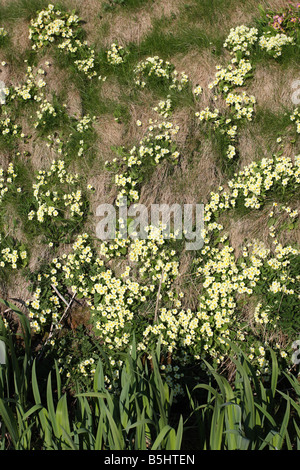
2,308 -> 12,314
37,290 -> 77,360
51,284 -> 69,307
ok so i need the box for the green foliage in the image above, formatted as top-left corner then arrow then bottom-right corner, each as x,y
257,3 -> 300,36
0,0 -> 50,23
0,306 -> 183,450
189,343 -> 300,450
102,0 -> 151,13
102,0 -> 126,12
0,303 -> 299,450
138,22 -> 212,59
45,324 -> 103,393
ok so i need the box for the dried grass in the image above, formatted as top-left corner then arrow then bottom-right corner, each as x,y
10,18 -> 31,53
248,62 -> 300,113
101,0 -> 181,46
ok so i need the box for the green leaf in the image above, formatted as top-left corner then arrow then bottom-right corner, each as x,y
269,348 -> 279,398
175,415 -> 183,450
103,405 -> 125,450
60,426 -> 77,450
151,425 -> 172,450
0,398 -> 19,448
209,398 -> 224,450
276,399 -> 291,450
46,373 -> 60,438
56,394 -> 71,440
95,412 -> 105,450
22,404 -> 44,421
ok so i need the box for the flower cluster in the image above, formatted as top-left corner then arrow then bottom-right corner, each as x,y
193,85 -> 203,97
29,5 -> 105,81
194,232 -> 297,368
0,112 -> 22,140
26,228 -> 179,354
194,24 -> 261,161
153,96 -> 173,118
266,3 -> 300,34
0,163 -> 17,203
0,27 -> 7,40
29,4 -> 80,50
253,302 -> 270,325
0,165 -> 27,271
258,31 -> 295,58
106,42 -> 129,65
134,56 -> 189,91
224,91 -> 256,120
33,98 -> 63,129
76,114 -> 96,133
196,20 -> 300,163
25,148 -> 300,380
78,357 -> 96,377
105,118 -> 180,205
0,238 -> 27,270
226,154 -> 300,209
27,159 -> 89,242
8,64 -> 46,103
209,58 -> 253,92
73,47 -> 99,79
196,92 -> 255,161
4,54 -> 97,161
290,107 -> 300,134
196,90 -> 255,160
223,25 -> 258,56
190,154 -> 300,373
